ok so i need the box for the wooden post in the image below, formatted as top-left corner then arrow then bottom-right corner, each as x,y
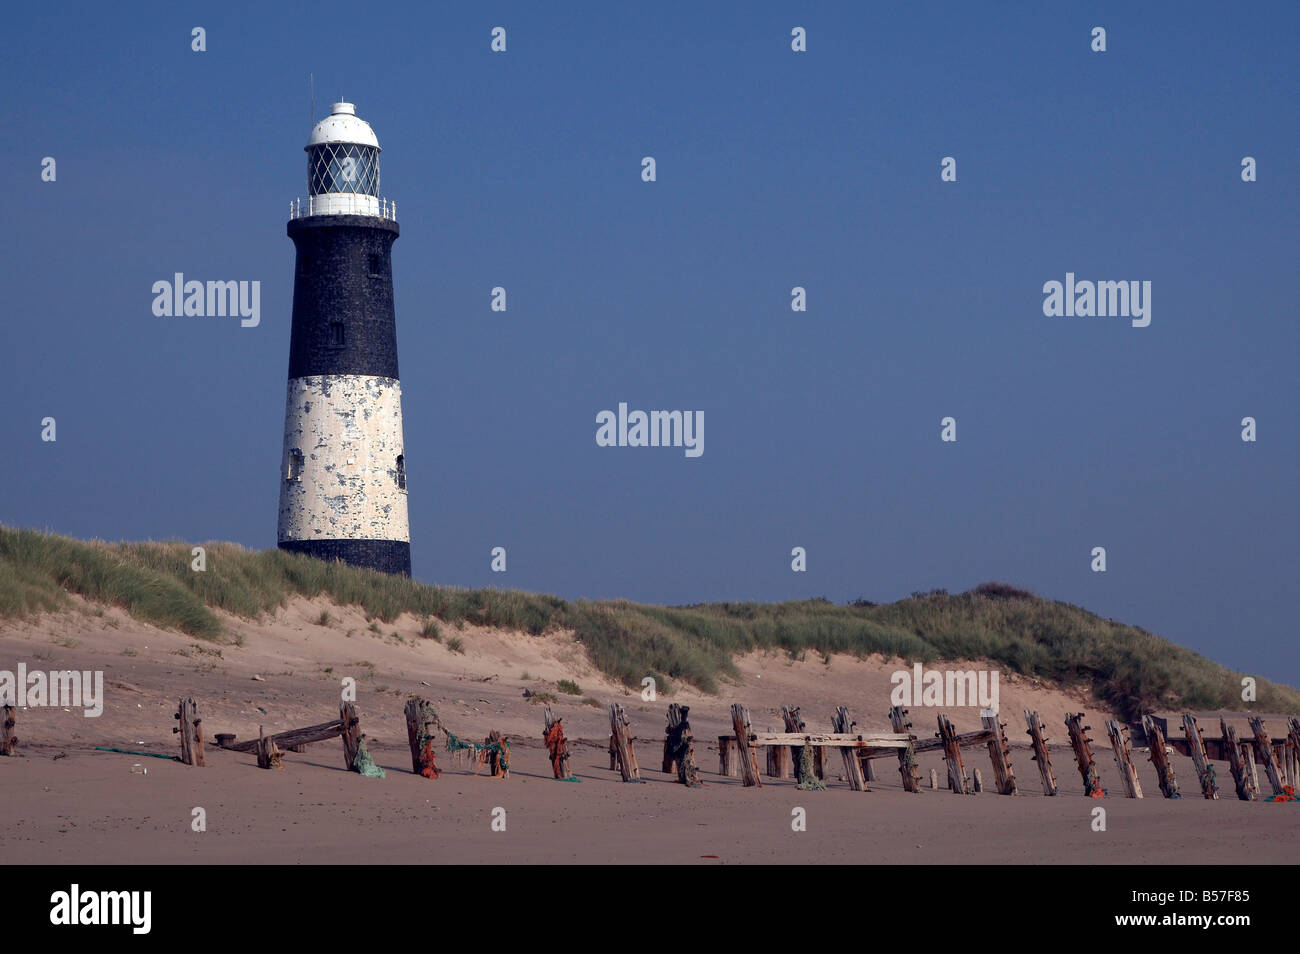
484,730 -> 509,778
404,698 -> 441,778
1142,714 -> 1179,798
730,704 -> 762,787
664,704 -> 701,786
780,704 -> 828,781
340,701 -> 361,772
172,697 -> 205,767
1284,717 -> 1294,779
763,721 -> 792,778
936,714 -> 970,794
1247,717 -> 1285,797
608,733 -> 617,771
765,729 -> 779,777
543,707 -> 573,780
663,705 -> 684,774
1220,719 -> 1254,800
831,706 -> 867,792
781,706 -> 806,784
889,705 -> 922,793
1023,710 -> 1057,796
718,735 -> 736,777
1181,714 -> 1218,799
256,724 -> 284,770
981,713 -> 1018,795
1105,720 -> 1143,798
1287,718 -> 1300,788
1064,712 -> 1104,797
1244,740 -> 1261,797
608,703 -> 640,781
2,705 -> 17,757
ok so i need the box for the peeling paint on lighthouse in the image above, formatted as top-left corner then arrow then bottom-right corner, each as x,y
277,101 -> 412,575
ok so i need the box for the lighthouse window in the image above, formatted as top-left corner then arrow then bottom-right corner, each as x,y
328,322 -> 345,348
287,449 -> 304,481
368,253 -> 384,277
395,455 -> 406,491
298,255 -> 312,276
307,143 -> 380,197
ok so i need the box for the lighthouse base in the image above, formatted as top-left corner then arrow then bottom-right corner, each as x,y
278,539 -> 411,577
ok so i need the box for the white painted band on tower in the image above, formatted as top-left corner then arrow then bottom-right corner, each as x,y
278,375 -> 409,543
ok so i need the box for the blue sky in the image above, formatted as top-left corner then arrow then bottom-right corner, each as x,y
2,2 -> 1297,684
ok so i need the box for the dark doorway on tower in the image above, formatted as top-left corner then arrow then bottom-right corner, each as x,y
395,454 -> 406,491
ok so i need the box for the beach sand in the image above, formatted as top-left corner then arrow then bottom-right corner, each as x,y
1,597 -> 1295,864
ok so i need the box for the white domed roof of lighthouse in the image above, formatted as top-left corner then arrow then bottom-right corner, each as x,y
307,101 -> 380,150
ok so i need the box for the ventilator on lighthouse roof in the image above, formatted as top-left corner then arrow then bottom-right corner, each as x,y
295,101 -> 391,219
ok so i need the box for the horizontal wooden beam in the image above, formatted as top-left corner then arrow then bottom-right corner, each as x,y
910,728 -> 994,755
746,732 -> 912,749
218,719 -> 345,754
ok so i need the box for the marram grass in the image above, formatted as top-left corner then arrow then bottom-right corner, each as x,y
1,525 -> 1296,721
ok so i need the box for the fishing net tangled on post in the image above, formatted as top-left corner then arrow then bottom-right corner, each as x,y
796,745 -> 825,791
415,701 -> 440,779
543,718 -> 578,781
352,737 -> 386,778
445,729 -> 509,775
1201,763 -> 1216,798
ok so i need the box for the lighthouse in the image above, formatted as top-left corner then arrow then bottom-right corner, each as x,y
277,101 -> 411,575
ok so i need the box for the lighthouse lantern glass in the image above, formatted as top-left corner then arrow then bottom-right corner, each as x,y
307,143 -> 380,197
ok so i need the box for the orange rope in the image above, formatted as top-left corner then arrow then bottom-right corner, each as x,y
544,721 -> 567,778
418,739 -> 440,779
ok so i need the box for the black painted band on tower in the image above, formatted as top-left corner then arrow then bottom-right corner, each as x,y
286,215 -> 401,380
279,538 -> 412,577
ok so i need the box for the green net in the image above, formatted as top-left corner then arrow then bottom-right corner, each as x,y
352,737 -> 386,778
446,730 -> 506,757
796,746 -> 825,791
94,747 -> 179,761
416,702 -> 438,750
